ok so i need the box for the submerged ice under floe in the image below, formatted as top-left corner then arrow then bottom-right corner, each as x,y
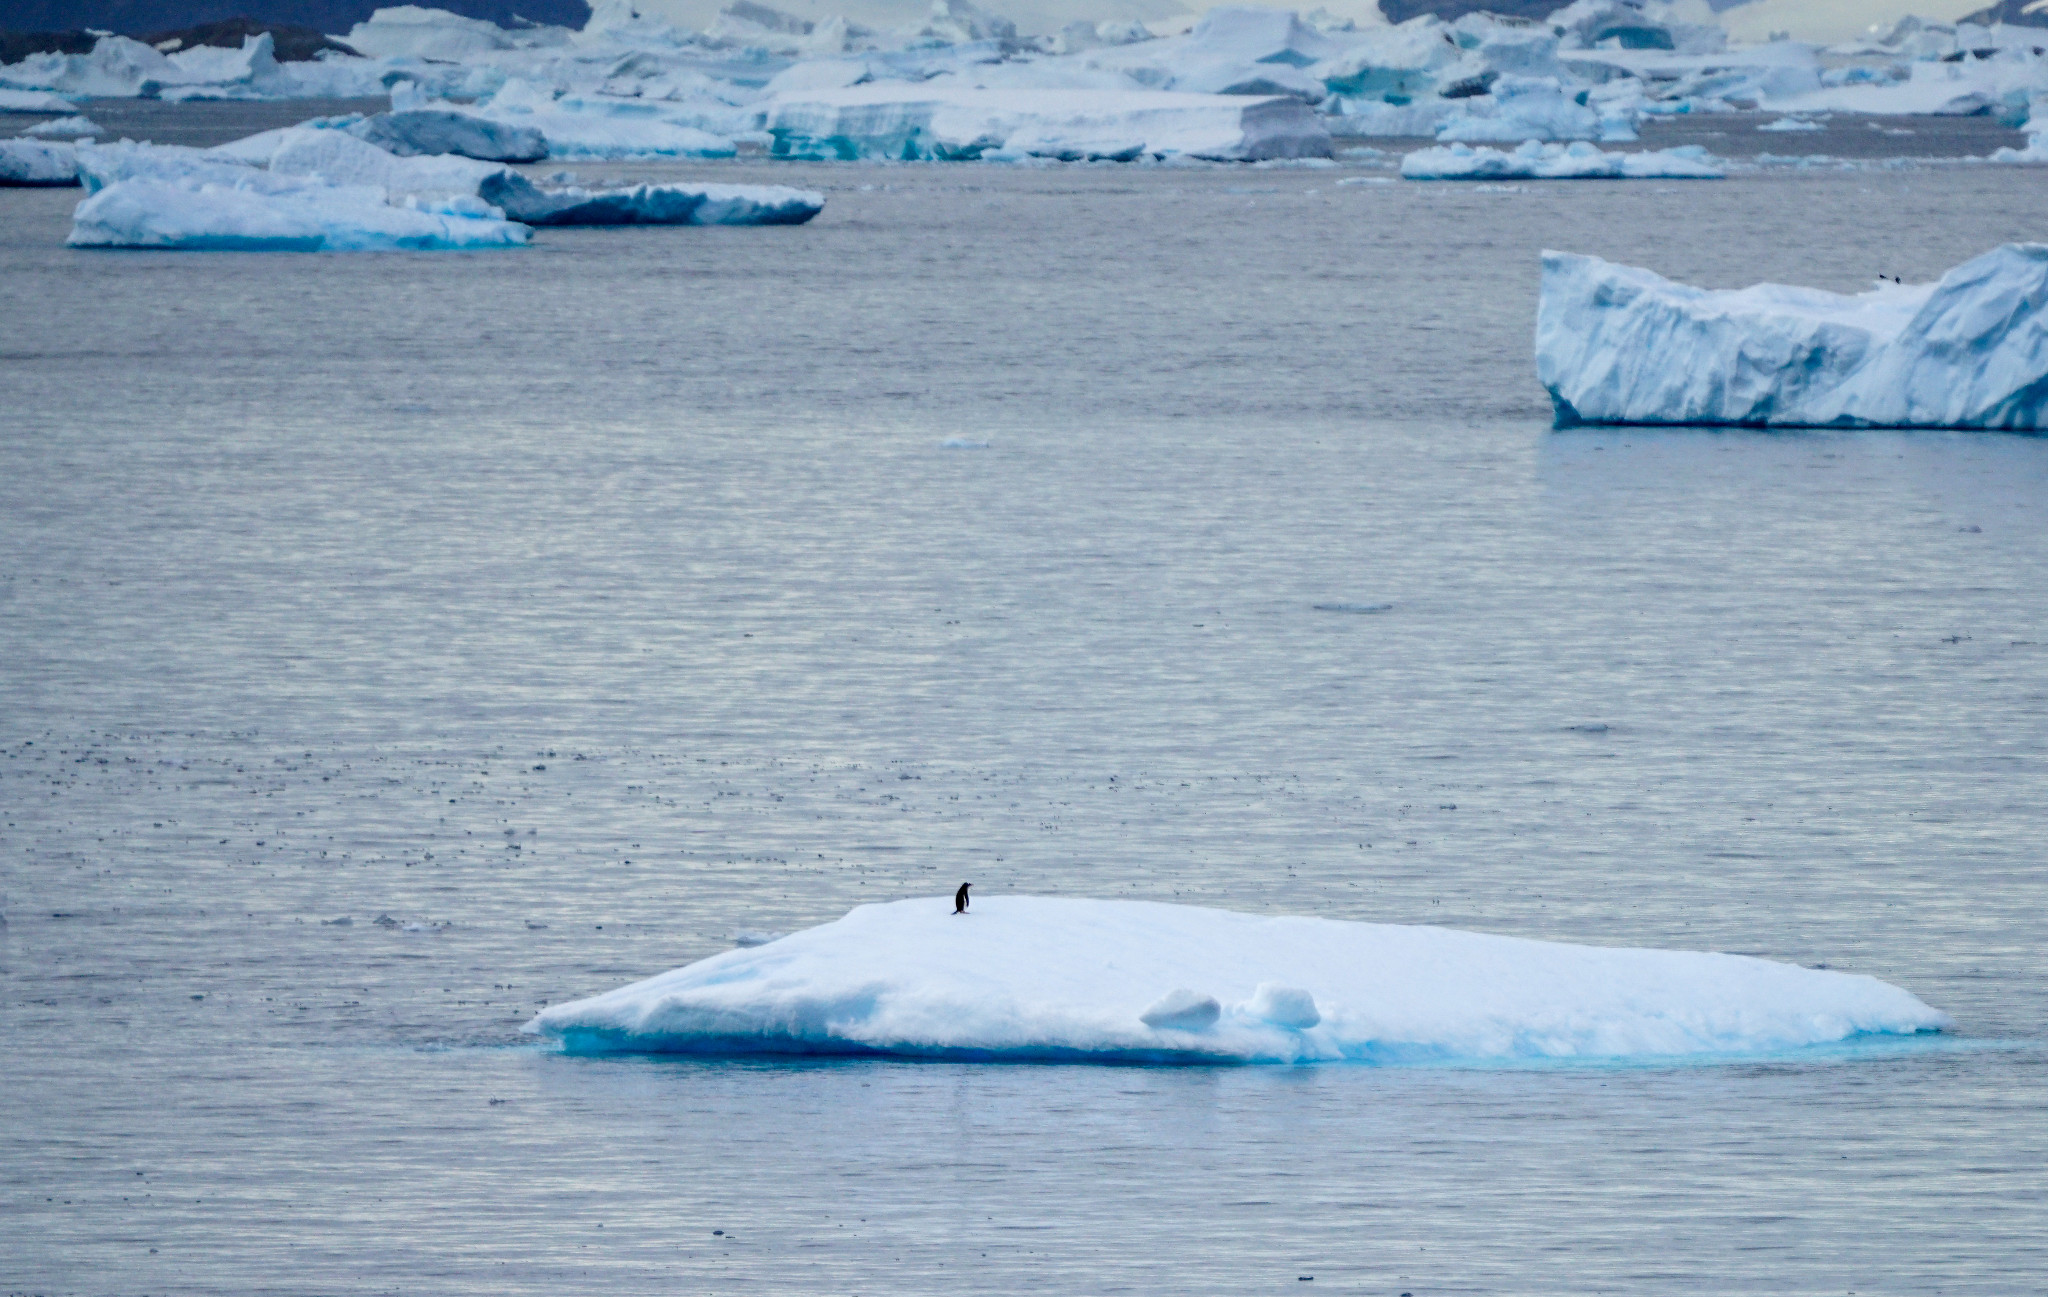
1538,242 -> 2048,429
524,896 -> 1948,1064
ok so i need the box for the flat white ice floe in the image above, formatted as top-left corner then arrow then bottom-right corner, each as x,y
1402,140 -> 1723,180
761,86 -> 1331,162
1539,244 -> 2048,429
524,896 -> 1948,1064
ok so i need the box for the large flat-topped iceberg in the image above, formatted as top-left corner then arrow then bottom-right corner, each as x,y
68,175 -> 530,252
1539,244 -> 2048,429
525,896 -> 1947,1064
762,86 -> 1331,162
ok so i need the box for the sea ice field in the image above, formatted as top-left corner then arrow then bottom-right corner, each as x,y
3,103 -> 2047,1293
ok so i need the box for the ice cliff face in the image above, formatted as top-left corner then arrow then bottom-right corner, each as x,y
1537,245 -> 2048,429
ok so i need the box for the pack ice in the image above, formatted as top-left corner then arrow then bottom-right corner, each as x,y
1538,244 -> 2048,429
523,896 -> 1948,1064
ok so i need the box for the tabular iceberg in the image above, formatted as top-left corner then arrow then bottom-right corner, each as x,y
68,175 -> 530,251
524,896 -> 1948,1064
0,138 -> 79,185
1538,244 -> 2048,429
761,86 -> 1331,161
1403,140 -> 1723,180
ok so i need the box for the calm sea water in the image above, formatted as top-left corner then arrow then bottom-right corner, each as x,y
3,140 -> 2046,1294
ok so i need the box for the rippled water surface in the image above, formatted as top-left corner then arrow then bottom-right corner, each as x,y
3,149 -> 2046,1294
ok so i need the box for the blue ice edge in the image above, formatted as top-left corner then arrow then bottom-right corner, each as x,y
540,1026 -> 1979,1071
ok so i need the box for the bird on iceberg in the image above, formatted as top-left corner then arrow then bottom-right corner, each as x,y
953,882 -> 971,915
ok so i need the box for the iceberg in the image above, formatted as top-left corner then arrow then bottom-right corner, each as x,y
1433,76 -> 1607,143
0,88 -> 77,113
524,896 -> 1949,1064
0,138 -> 79,185
477,171 -> 823,224
1537,244 -> 2048,429
353,106 -> 549,162
1402,139 -> 1722,179
68,174 -> 529,251
763,85 -> 1331,161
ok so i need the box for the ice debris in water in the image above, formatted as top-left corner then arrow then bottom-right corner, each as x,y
1758,116 -> 1826,131
1313,602 -> 1392,613
23,114 -> 102,139
476,172 -> 823,226
525,895 -> 1949,1064
0,139 -> 80,186
941,437 -> 991,448
1538,243 -> 2048,429
1402,141 -> 1723,181
731,929 -> 786,947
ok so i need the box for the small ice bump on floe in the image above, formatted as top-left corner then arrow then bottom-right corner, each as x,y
1140,988 -> 1222,1030
732,929 -> 786,947
1248,982 -> 1320,1029
1313,602 -> 1392,614
941,438 -> 990,449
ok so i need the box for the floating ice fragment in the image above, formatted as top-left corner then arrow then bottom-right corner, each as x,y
1403,140 -> 1723,181
1538,243 -> 2048,429
940,437 -> 990,449
1758,116 -> 1825,131
322,916 -> 353,925
732,929 -> 786,947
1140,988 -> 1223,1030
0,139 -> 79,185
1312,602 -> 1392,613
23,114 -> 102,138
525,896 -> 1948,1064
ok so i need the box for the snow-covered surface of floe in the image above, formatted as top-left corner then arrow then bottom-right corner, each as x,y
0,138 -> 79,185
1402,140 -> 1723,180
1538,243 -> 2048,429
762,84 -> 1331,160
524,896 -> 1949,1064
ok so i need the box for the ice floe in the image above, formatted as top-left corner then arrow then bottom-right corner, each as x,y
1402,139 -> 1722,179
0,88 -> 77,113
477,171 -> 822,224
0,138 -> 80,185
524,895 -> 1949,1063
1538,243 -> 2048,429
22,114 -> 103,139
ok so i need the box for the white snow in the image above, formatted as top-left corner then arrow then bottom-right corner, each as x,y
1537,243 -> 2048,429
0,138 -> 79,185
1432,75 -> 1613,143
523,895 -> 1949,1063
763,85 -> 1331,160
1402,139 -> 1722,179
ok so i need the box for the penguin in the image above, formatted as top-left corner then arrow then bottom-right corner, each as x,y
953,882 -> 971,915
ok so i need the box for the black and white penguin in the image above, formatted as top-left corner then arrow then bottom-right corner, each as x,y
953,883 -> 971,915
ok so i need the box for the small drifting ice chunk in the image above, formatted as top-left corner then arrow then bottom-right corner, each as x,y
524,895 -> 1949,1064
1402,140 -> 1723,181
1140,988 -> 1223,1030
941,437 -> 990,448
1312,601 -> 1391,613
477,172 -> 823,225
731,929 -> 786,948
0,139 -> 80,186
1758,117 -> 1825,132
1537,244 -> 2048,429
0,89 -> 78,114
23,114 -> 102,138
68,176 -> 530,251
